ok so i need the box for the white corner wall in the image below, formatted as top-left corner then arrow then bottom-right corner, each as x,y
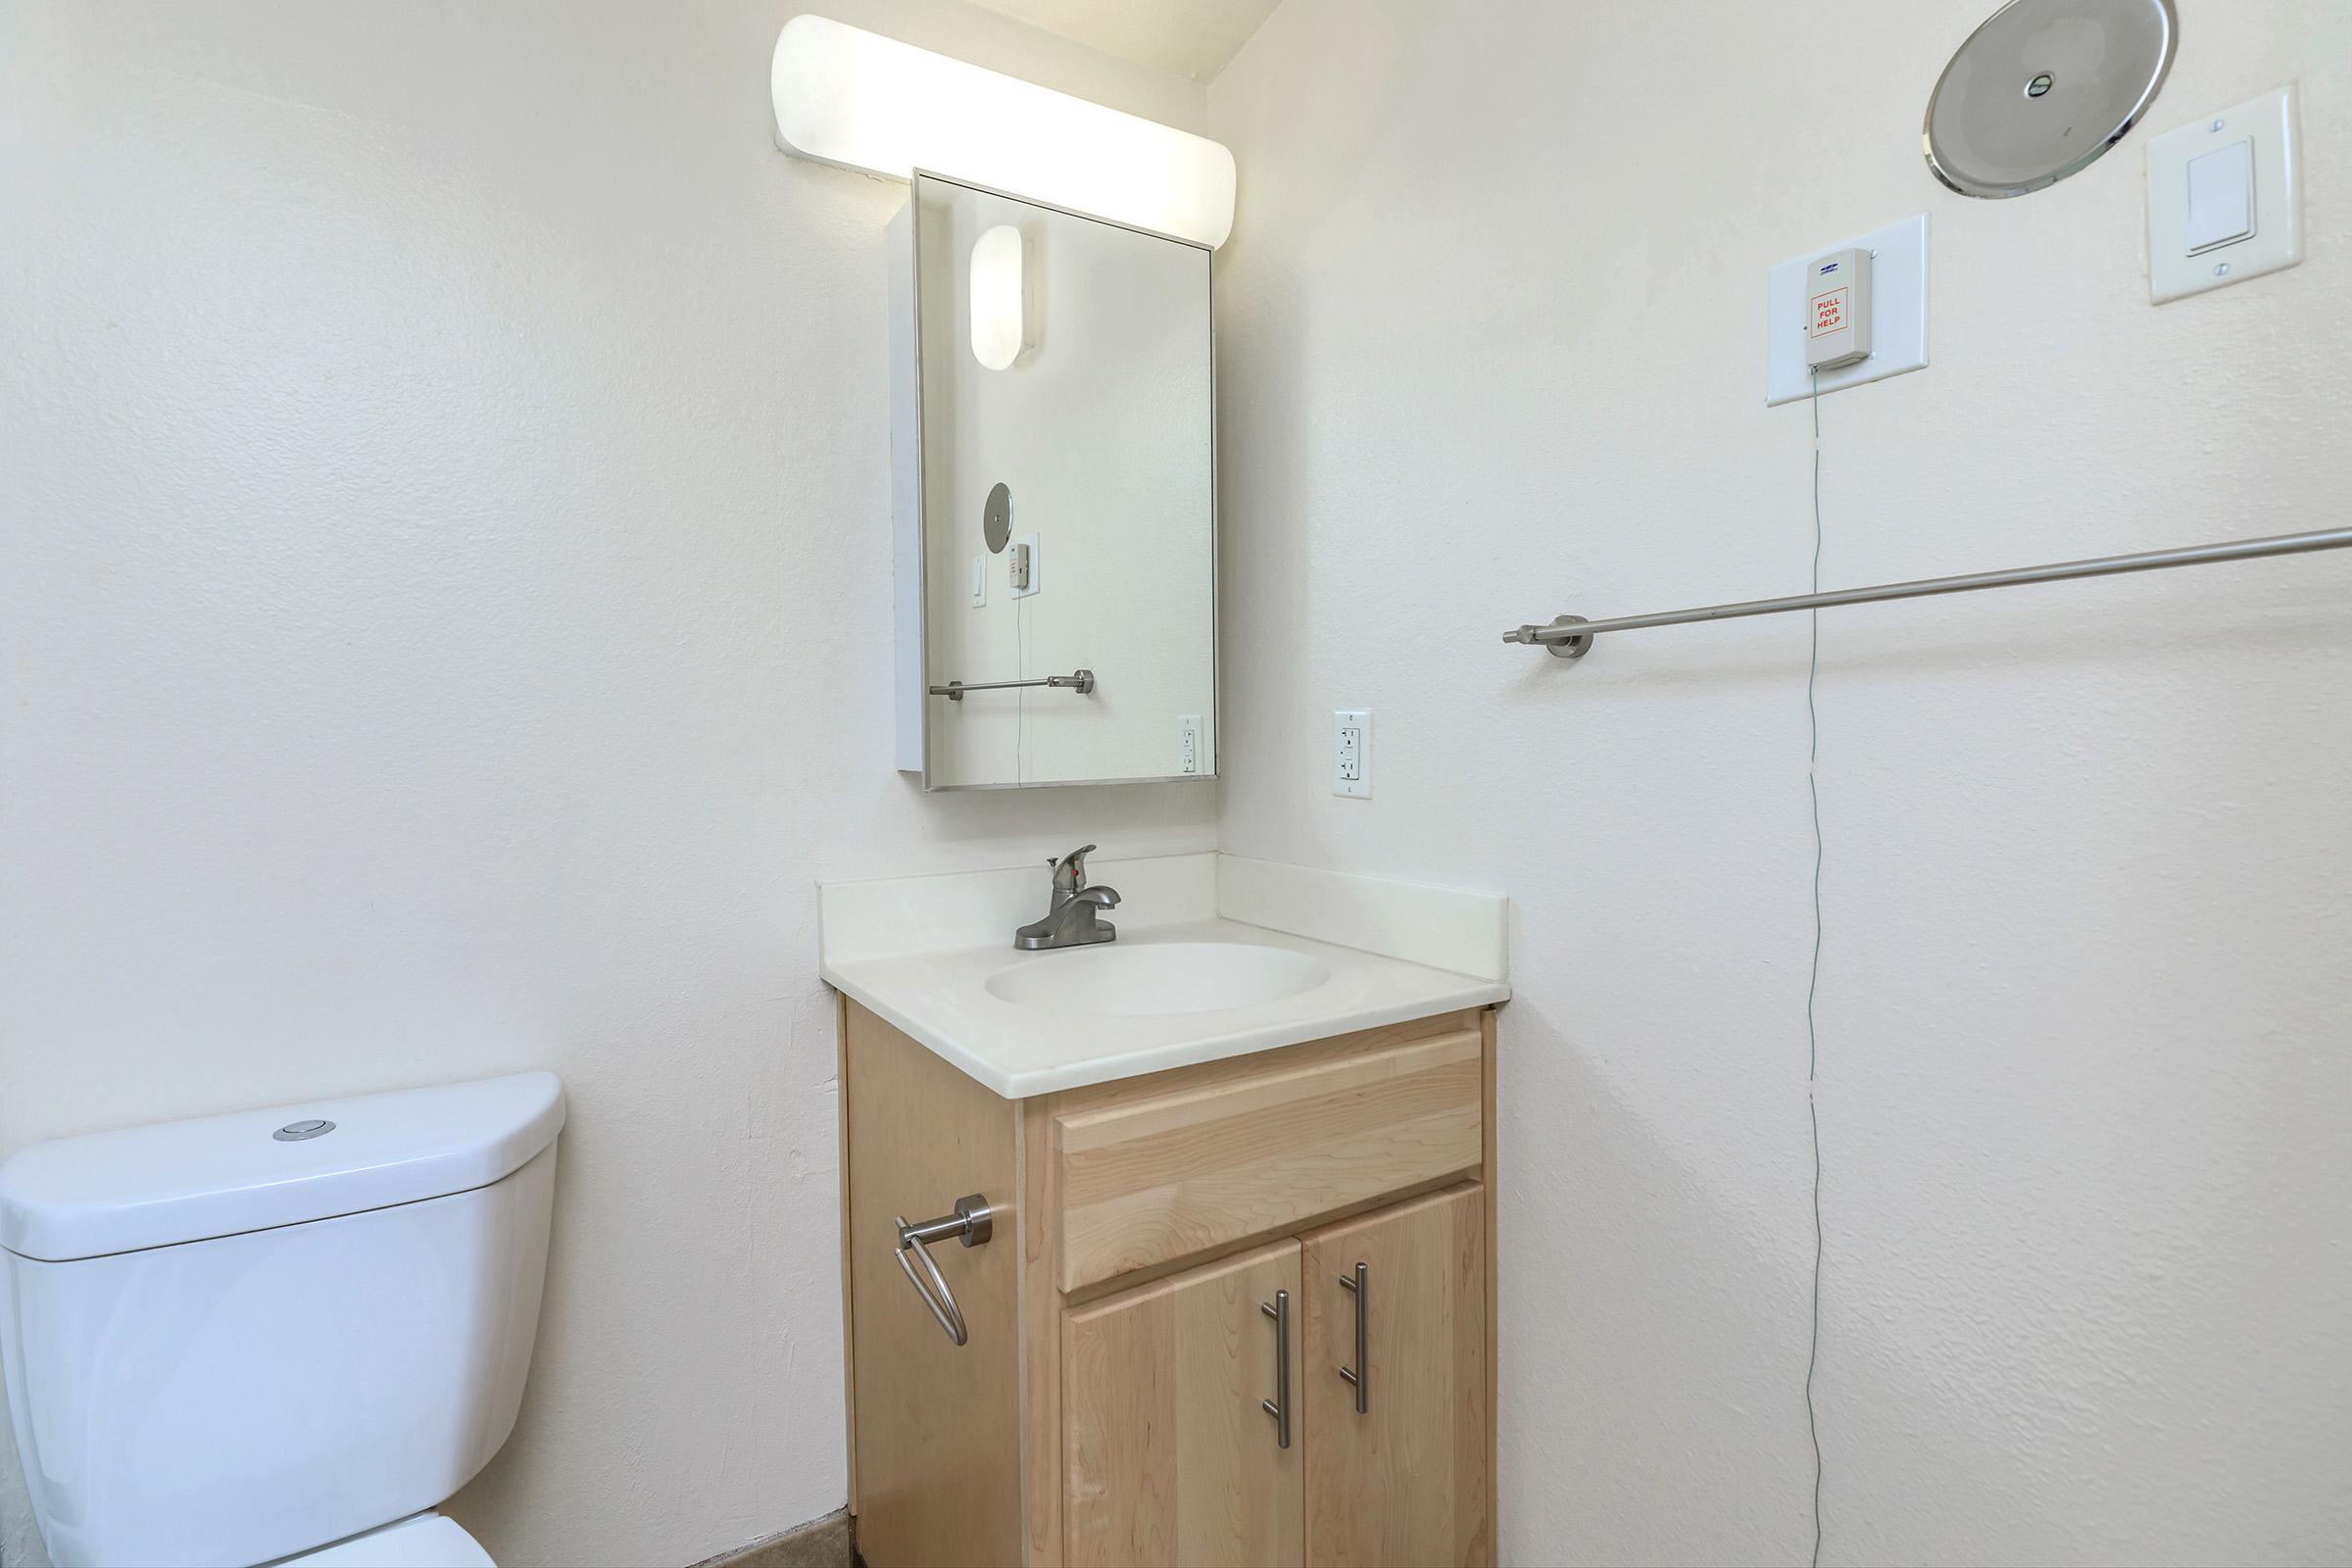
0,3 -> 1211,1565
1208,2 -> 2352,1563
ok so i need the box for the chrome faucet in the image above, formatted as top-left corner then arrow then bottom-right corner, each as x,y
1013,844 -> 1121,951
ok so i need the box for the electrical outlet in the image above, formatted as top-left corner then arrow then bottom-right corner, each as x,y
1332,710 -> 1371,798
1177,713 -> 1200,774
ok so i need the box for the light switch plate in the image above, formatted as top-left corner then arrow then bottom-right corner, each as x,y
969,554 -> 987,608
1332,710 -> 1371,799
2148,85 -> 2302,304
1766,215 -> 1928,406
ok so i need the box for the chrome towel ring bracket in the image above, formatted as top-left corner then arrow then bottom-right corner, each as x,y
894,1194 -> 995,1347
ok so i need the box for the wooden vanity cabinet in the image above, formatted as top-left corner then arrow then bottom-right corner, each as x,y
836,999 -> 1499,1568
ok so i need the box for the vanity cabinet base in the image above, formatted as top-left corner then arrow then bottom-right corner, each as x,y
836,999 -> 1500,1568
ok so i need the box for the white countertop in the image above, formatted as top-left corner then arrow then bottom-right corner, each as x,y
822,917 -> 1508,1099
817,853 -> 1511,1099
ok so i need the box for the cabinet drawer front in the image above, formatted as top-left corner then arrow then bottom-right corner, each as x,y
1054,1026 -> 1483,1292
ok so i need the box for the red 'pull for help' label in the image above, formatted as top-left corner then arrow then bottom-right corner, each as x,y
1810,287 -> 1848,338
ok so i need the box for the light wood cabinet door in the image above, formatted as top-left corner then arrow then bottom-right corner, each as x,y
1062,1239 -> 1305,1568
1301,1185 -> 1491,1567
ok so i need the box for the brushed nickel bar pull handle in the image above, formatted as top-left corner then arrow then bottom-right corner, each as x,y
1260,1290 -> 1292,1449
1338,1261 -> 1369,1414
894,1194 -> 994,1347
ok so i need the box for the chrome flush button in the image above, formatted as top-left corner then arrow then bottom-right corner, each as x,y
273,1118 -> 334,1142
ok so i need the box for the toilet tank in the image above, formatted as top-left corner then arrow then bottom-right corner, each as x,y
0,1073 -> 564,1568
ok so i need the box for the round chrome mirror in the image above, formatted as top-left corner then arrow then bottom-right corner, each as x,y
983,481 -> 1011,553
1925,0 -> 2176,198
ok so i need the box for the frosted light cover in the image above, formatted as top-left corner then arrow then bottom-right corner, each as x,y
970,224 -> 1026,370
771,15 -> 1236,248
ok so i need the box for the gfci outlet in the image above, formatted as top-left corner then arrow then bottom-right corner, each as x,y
1332,710 -> 1371,798
1177,714 -> 1201,775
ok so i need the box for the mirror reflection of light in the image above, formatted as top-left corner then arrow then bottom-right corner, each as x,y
770,15 -> 1236,249
970,225 -> 1026,371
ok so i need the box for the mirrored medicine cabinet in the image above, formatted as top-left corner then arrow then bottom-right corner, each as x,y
889,172 -> 1217,791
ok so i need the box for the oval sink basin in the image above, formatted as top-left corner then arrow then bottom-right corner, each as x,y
985,943 -> 1332,1017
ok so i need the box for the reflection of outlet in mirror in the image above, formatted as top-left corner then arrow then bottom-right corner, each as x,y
1332,709 -> 1371,798
969,555 -> 987,608
1009,534 -> 1041,598
1178,713 -> 1200,774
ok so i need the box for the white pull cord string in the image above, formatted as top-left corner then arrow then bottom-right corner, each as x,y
1804,366 -> 1827,1568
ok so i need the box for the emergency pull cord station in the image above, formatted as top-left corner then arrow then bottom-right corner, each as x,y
1804,247 -> 1872,371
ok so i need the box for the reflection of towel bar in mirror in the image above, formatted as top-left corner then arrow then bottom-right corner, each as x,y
929,668 -> 1096,701
894,173 -> 1215,789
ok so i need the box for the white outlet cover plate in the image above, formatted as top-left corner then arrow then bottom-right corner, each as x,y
1766,214 -> 1928,406
2147,85 -> 2302,305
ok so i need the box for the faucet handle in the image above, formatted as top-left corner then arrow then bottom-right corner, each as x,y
1051,844 -> 1099,891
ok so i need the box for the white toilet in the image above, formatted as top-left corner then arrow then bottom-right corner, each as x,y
0,1072 -> 565,1568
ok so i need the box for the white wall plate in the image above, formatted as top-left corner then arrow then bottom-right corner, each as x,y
2147,85 -> 2302,305
1766,215 -> 1929,406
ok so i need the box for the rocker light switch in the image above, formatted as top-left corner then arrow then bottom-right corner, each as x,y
2184,139 -> 2254,254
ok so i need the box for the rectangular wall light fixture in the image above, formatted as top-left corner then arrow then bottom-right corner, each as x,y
770,14 -> 1236,249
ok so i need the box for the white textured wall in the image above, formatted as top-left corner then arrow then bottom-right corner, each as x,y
0,4 -> 1209,1565
1208,2 -> 2352,1563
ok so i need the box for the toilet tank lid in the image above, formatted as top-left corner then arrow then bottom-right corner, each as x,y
0,1072 -> 565,1262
